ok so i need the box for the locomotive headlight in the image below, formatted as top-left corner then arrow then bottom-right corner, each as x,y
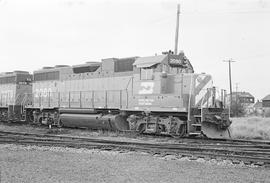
161,71 -> 167,78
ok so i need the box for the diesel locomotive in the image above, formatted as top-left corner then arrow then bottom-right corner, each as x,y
0,52 -> 231,138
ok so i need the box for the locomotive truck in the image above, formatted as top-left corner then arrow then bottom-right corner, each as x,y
0,52 -> 231,138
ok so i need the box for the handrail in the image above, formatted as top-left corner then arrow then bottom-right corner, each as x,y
187,75 -> 193,121
13,93 -> 22,112
32,89 -> 130,109
21,93 -> 32,107
20,93 -> 29,114
125,76 -> 133,95
20,93 -> 27,107
200,89 -> 208,123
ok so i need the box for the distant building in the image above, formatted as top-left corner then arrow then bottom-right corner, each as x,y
226,91 -> 255,116
261,94 -> 270,117
252,95 -> 270,117
262,94 -> 270,107
227,91 -> 255,106
253,100 -> 264,116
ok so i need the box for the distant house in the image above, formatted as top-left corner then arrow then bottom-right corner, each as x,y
252,95 -> 270,117
262,94 -> 270,107
245,94 -> 270,117
227,91 -> 255,106
253,100 -> 264,116
261,94 -> 270,117
226,91 -> 255,116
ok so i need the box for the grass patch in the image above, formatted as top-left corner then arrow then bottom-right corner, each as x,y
231,117 -> 270,140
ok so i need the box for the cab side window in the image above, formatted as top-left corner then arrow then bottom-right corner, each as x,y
170,67 -> 180,74
161,64 -> 169,73
140,68 -> 154,80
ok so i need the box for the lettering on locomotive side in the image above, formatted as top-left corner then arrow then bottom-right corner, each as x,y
169,58 -> 183,65
138,98 -> 154,105
35,88 -> 52,97
138,82 -> 154,94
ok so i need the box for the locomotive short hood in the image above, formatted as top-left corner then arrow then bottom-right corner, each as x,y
133,53 -> 194,73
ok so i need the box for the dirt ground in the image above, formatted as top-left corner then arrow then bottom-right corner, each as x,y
0,144 -> 269,183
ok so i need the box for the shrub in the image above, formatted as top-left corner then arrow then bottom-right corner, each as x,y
230,102 -> 245,117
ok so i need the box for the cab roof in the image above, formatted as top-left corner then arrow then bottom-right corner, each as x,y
133,55 -> 167,68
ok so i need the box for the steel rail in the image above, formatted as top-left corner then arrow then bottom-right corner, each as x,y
0,130 -> 270,167
0,136 -> 270,166
1,130 -> 270,153
1,130 -> 270,145
1,121 -> 270,145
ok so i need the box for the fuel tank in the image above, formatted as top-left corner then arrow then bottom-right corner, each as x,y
59,113 -> 129,131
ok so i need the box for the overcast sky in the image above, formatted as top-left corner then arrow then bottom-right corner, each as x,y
0,0 -> 270,99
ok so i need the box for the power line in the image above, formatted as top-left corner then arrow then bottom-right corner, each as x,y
183,9 -> 270,15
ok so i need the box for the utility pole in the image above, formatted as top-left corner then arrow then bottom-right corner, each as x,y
223,59 -> 236,118
174,4 -> 180,55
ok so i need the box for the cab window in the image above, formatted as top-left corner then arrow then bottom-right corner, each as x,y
161,64 -> 169,73
140,68 -> 154,80
170,67 -> 181,74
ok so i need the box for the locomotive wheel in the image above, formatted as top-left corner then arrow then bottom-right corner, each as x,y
26,111 -> 34,123
138,124 -> 146,133
177,124 -> 186,137
58,119 -> 63,128
28,115 -> 34,123
38,117 -> 43,125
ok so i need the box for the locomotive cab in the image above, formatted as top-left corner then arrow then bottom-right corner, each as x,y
130,52 -> 194,112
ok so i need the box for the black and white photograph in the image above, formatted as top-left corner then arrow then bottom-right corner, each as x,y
0,0 -> 270,182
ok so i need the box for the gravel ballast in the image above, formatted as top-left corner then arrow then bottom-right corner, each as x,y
0,144 -> 269,183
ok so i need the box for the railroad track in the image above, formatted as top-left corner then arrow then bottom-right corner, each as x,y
0,130 -> 270,167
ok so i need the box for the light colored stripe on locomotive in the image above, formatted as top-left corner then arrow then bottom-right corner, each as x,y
195,75 -> 213,107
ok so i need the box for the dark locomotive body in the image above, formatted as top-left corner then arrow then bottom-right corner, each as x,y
24,52 -> 230,138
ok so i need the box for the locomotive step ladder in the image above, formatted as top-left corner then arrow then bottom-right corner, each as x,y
189,110 -> 203,136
